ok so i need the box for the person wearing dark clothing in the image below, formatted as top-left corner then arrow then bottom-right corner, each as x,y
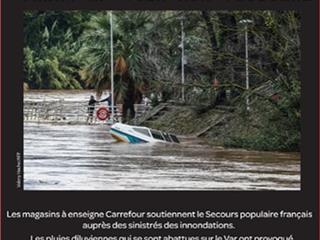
87,95 -> 98,124
100,95 -> 112,106
100,94 -> 117,116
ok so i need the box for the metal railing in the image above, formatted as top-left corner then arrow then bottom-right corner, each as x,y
24,100 -> 150,124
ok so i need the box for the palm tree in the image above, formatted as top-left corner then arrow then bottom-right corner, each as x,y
80,11 -> 153,122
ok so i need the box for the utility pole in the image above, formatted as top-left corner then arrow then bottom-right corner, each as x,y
239,19 -> 253,111
110,11 -> 114,123
181,18 -> 185,103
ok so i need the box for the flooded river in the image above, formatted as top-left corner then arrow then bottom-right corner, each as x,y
24,91 -> 300,191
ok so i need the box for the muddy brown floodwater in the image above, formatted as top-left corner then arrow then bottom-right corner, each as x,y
24,90 -> 300,190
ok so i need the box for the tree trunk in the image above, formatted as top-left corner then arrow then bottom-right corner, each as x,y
201,11 -> 218,79
216,13 -> 238,86
122,77 -> 136,123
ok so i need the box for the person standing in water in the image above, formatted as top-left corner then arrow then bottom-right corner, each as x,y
87,95 -> 98,124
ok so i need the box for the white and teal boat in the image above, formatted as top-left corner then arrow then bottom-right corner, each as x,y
110,123 -> 180,144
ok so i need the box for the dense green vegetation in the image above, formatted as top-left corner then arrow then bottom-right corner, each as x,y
24,10 -> 301,151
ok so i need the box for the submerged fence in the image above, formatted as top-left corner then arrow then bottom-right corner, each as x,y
24,100 -> 149,124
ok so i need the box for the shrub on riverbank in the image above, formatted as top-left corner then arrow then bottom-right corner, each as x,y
144,102 -> 300,152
